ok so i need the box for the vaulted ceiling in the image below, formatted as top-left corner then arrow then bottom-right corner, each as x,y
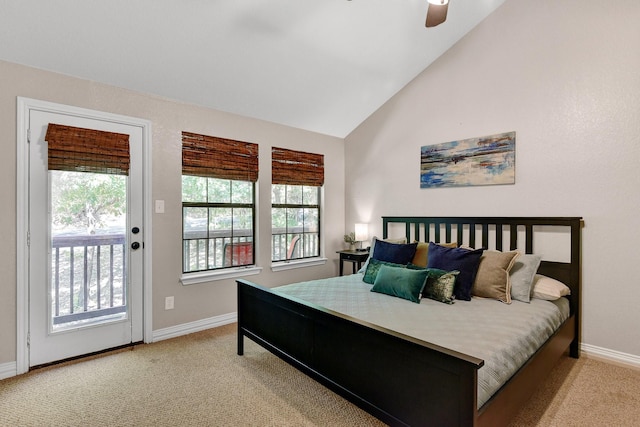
0,0 -> 506,137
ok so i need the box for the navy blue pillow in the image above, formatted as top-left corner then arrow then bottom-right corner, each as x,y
426,242 -> 483,301
372,240 -> 418,264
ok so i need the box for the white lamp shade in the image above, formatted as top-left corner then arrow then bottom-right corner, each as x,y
354,223 -> 368,242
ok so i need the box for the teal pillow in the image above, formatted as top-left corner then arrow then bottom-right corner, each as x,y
407,264 -> 458,304
363,258 -> 406,284
370,265 -> 429,303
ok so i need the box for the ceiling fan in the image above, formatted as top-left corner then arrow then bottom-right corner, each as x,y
425,0 -> 450,27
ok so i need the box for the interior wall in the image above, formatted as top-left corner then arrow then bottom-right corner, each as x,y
345,0 -> 640,357
0,60 -> 345,365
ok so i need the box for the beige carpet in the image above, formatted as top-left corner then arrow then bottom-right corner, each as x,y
1,324 -> 639,426
508,354 -> 640,427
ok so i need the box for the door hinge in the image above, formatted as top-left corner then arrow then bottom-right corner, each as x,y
27,231 -> 30,247
27,332 -> 30,348
27,128 -> 31,143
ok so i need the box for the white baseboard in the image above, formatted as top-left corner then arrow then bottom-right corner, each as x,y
0,361 -> 17,380
581,343 -> 640,369
151,312 -> 237,342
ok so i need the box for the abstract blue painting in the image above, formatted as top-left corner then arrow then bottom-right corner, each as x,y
420,131 -> 515,188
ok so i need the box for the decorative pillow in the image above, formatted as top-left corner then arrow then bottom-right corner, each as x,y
471,250 -> 519,304
408,264 -> 458,304
363,258 -> 406,284
531,274 -> 571,301
357,236 -> 408,273
372,240 -> 418,266
426,243 -> 483,301
509,254 -> 542,303
411,241 -> 457,267
371,265 -> 429,303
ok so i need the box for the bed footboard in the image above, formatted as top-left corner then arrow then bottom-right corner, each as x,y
238,279 -> 484,427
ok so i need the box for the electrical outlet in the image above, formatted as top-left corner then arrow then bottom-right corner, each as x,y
165,296 -> 174,310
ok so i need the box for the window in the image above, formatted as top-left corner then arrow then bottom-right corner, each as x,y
182,132 -> 258,273
271,147 -> 324,262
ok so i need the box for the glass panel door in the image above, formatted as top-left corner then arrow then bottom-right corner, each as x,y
28,107 -> 144,367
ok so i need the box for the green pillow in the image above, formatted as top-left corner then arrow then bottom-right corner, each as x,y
408,264 -> 458,304
370,265 -> 429,303
363,258 -> 406,284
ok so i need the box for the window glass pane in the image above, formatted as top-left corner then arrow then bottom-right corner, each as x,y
304,233 -> 319,257
183,207 -> 208,239
287,185 -> 303,205
208,239 -> 222,270
287,234 -> 301,259
232,180 -> 252,204
183,239 -> 207,272
182,176 -> 207,203
183,241 -> 192,272
224,240 -> 253,267
272,207 -> 286,229
209,207 -> 232,233
302,186 -> 318,205
207,178 -> 231,203
272,184 -> 286,204
303,208 -> 319,232
232,207 -> 253,233
287,207 -> 303,230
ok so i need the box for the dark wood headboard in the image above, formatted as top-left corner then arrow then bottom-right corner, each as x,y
382,216 -> 583,356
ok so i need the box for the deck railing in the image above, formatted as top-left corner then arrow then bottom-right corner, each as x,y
51,233 -> 126,326
182,227 -> 319,272
52,229 -> 321,321
271,230 -> 319,261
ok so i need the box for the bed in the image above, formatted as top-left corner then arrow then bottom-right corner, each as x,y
237,217 -> 582,426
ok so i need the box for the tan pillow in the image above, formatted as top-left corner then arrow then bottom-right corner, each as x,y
412,241 -> 457,267
471,250 -> 519,304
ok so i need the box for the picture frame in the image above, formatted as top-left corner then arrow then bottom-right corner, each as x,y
420,131 -> 515,188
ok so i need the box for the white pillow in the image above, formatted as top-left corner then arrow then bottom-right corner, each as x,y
531,274 -> 571,301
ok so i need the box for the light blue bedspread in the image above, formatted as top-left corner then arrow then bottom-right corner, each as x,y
274,273 -> 569,408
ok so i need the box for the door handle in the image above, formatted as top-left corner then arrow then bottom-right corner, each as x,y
131,242 -> 141,250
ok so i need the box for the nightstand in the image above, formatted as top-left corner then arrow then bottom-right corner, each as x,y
336,250 -> 369,276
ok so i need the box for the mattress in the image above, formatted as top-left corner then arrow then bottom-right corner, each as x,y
274,273 -> 570,408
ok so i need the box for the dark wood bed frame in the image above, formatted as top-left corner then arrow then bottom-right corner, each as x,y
237,217 -> 582,426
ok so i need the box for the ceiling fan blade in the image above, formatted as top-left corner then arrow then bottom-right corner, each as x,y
425,2 -> 449,28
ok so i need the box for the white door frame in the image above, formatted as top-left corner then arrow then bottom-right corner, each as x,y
16,97 -> 153,374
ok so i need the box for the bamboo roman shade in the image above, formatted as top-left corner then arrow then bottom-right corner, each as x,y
272,147 -> 324,187
182,131 -> 259,182
45,123 -> 130,175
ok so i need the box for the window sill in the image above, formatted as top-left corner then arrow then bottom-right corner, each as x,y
180,266 -> 263,286
271,257 -> 327,272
